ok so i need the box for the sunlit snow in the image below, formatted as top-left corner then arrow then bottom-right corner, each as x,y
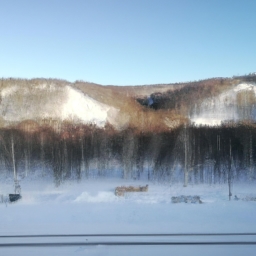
1,177 -> 256,255
0,83 -> 118,127
61,86 -> 110,126
191,83 -> 256,126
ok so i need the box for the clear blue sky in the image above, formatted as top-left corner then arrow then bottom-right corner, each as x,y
0,0 -> 255,85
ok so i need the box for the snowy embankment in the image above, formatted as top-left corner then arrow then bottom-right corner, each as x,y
1,178 -> 256,255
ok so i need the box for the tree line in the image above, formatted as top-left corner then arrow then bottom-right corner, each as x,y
0,123 -> 255,186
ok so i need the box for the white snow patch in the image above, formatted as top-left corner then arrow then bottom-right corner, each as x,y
74,191 -> 119,203
1,85 -> 18,97
234,82 -> 256,93
61,86 -> 109,126
191,83 -> 256,126
0,83 -> 118,127
33,83 -> 57,92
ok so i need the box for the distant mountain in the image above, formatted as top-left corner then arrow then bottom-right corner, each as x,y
1,74 -> 256,132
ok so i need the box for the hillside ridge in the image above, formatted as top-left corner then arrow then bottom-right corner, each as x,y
0,74 -> 255,132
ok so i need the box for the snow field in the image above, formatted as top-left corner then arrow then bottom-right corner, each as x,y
1,178 -> 256,234
1,178 -> 256,255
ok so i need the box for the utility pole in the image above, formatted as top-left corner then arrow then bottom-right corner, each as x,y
11,134 -> 21,194
249,129 -> 253,180
184,123 -> 188,187
228,139 -> 232,201
11,135 -> 16,182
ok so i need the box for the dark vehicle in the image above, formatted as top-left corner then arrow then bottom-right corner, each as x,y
9,194 -> 22,202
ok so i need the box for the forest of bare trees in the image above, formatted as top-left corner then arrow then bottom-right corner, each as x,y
0,122 -> 255,186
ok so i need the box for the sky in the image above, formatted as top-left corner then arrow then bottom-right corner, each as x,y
0,0 -> 256,86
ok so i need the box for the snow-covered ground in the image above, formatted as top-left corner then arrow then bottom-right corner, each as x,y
1,177 -> 256,255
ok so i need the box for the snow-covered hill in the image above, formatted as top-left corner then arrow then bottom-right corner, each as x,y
1,78 -> 256,131
190,83 -> 256,126
0,82 -> 118,127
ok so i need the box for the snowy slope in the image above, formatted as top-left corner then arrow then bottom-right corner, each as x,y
0,83 -> 118,127
190,83 -> 256,126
